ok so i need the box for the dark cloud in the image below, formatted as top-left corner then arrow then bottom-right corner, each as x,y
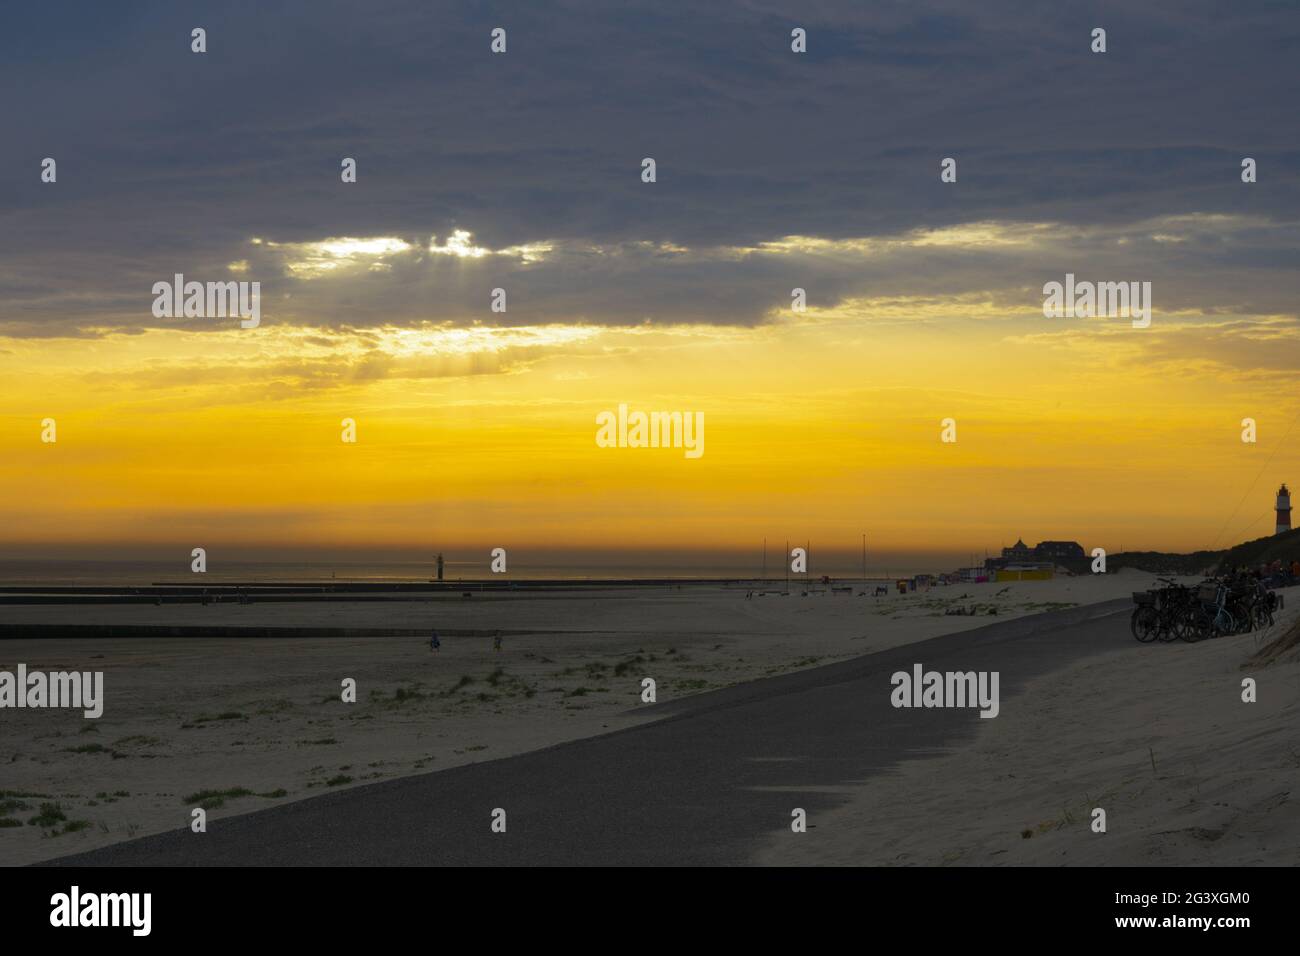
1,0 -> 1296,334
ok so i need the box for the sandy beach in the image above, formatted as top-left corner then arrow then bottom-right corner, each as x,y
757,598 -> 1300,866
1,570 -> 1200,865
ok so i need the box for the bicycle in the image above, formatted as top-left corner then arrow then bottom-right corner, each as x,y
1130,578 -> 1197,643
1130,589 -> 1160,642
1183,580 -> 1245,641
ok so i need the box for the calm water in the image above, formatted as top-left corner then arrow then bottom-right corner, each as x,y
0,556 -> 958,586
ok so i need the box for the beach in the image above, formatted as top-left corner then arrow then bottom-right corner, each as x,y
758,599 -> 1300,866
1,570 -> 1193,865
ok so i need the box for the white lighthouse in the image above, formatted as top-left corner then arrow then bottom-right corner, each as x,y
1276,483 -> 1292,535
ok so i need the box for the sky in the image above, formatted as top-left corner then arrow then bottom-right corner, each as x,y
1,1 -> 1298,572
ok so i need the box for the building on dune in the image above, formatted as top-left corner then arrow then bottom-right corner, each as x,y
1000,538 -> 1034,563
1034,540 -> 1087,563
984,538 -> 1086,578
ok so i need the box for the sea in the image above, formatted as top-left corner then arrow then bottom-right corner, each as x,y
0,555 -> 963,587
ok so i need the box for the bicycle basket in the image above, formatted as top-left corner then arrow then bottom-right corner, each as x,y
1132,590 -> 1156,606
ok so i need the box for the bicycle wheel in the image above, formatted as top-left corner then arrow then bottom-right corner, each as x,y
1162,610 -> 1187,642
1131,606 -> 1159,643
1179,608 -> 1208,642
1252,601 -> 1274,631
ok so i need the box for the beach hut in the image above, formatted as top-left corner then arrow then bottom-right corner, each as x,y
995,563 -> 1054,582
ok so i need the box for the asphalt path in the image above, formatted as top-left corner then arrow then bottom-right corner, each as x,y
48,599 -> 1131,866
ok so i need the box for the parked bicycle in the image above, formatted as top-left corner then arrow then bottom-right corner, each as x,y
1181,580 -> 1244,641
1130,577 -> 1197,642
1131,574 -> 1277,644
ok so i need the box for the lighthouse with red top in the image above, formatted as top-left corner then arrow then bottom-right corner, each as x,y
1277,483 -> 1292,535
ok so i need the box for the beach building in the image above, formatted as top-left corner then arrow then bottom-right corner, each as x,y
985,538 -> 1085,574
1034,540 -> 1086,563
1001,538 -> 1034,563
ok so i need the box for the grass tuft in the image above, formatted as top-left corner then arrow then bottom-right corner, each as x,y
63,743 -> 109,755
183,787 -> 254,810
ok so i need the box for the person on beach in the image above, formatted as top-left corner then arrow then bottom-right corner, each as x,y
430,630 -> 441,653
493,629 -> 503,652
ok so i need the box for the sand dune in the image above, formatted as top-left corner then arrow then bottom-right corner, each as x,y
758,598 -> 1300,866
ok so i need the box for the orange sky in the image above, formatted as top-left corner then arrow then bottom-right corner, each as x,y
3,272 -> 1296,562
